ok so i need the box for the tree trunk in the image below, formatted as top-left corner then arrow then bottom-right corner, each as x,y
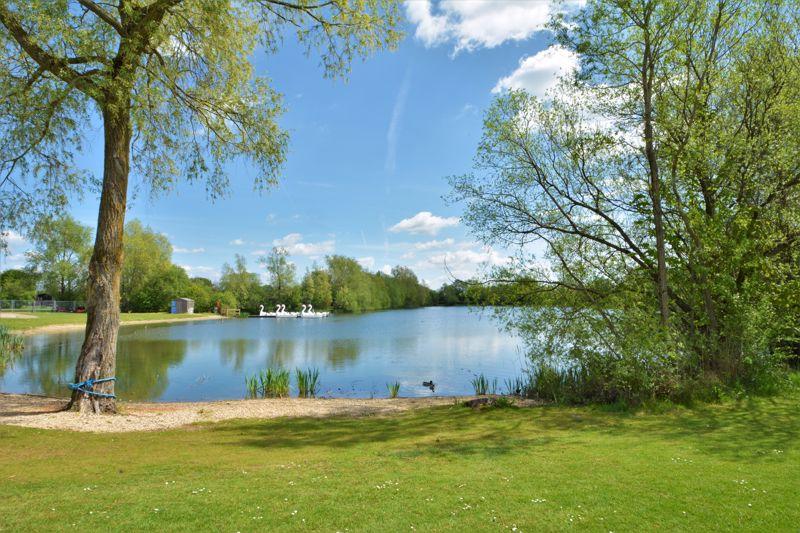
66,101 -> 131,413
642,26 -> 670,326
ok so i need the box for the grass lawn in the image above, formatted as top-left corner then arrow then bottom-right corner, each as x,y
0,312 -> 217,332
1,391 -> 798,531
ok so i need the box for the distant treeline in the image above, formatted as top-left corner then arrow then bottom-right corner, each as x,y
434,278 -> 553,307
216,250 -> 435,314
0,216 -> 450,314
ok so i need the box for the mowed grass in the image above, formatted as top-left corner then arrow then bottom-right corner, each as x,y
1,392 -> 798,532
0,312 -> 217,332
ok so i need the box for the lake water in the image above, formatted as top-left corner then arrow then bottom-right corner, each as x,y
1,307 -> 527,401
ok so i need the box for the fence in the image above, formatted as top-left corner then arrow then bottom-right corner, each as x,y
0,300 -> 86,312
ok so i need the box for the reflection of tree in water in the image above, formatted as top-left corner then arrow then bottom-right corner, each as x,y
12,334 -> 82,395
390,336 -> 418,358
215,336 -> 364,373
262,338 -> 362,369
219,339 -> 259,371
10,336 -> 188,401
115,339 -> 189,400
326,339 -> 361,368
263,339 -> 299,368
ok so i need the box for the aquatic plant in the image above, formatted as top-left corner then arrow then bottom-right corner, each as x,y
0,326 -> 24,367
245,375 -> 259,399
296,367 -> 320,397
471,373 -> 490,395
264,368 -> 291,397
504,376 -> 529,397
386,381 -> 400,398
245,367 -> 291,398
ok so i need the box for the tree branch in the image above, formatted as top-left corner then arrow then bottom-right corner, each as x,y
76,0 -> 125,35
0,4 -> 101,98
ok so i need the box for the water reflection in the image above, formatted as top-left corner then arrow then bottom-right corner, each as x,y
265,339 -> 300,369
116,339 -> 188,400
219,339 -> 259,371
8,334 -> 80,396
326,339 -> 360,368
0,308 -> 524,401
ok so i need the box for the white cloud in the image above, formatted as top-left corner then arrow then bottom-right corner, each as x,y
414,238 -> 455,251
456,103 -> 478,119
416,246 -> 511,282
386,70 -> 411,173
1,231 -> 29,269
180,265 -> 220,280
406,0 -> 582,53
273,233 -> 335,257
406,0 -> 451,47
2,230 -> 26,245
230,238 -> 245,246
389,211 -> 459,236
273,233 -> 303,247
493,45 -> 579,98
173,246 -> 205,254
380,264 -> 393,275
357,256 -> 375,269
427,248 -> 509,268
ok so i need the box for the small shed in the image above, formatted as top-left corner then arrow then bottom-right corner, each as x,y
171,297 -> 195,314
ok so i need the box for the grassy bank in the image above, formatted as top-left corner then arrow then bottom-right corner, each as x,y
1,392 -> 798,531
0,312 -> 219,333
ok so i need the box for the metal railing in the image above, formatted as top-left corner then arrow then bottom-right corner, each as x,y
0,300 -> 86,312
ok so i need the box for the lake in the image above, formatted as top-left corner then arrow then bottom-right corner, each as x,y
0,307 -> 526,401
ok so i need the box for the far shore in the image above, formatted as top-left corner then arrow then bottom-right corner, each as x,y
0,312 -> 224,335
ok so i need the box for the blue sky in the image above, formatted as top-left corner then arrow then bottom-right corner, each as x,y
2,1 -> 580,288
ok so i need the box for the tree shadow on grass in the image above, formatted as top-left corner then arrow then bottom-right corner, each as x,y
637,397 -> 799,461
208,394 -> 799,462
528,395 -> 800,462
208,406 -> 547,458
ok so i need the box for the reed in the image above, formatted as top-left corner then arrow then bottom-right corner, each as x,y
0,325 -> 24,366
264,368 -> 291,397
296,367 -> 320,397
245,375 -> 259,398
470,373 -> 490,395
245,367 -> 290,398
504,376 -> 526,396
386,381 -> 401,398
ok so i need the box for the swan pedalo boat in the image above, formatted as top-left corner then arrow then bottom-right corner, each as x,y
251,304 -> 329,318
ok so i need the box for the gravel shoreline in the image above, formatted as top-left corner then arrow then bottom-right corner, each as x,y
9,314 -> 224,336
0,393 -> 467,433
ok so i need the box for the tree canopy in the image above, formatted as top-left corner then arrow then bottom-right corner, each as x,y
451,0 -> 800,402
0,0 -> 403,412
25,215 -> 92,300
0,0 -> 402,224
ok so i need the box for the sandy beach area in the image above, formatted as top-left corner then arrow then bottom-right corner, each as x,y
0,393 -> 471,433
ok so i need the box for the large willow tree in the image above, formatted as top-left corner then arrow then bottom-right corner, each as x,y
0,0 -> 401,412
452,0 -> 800,400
